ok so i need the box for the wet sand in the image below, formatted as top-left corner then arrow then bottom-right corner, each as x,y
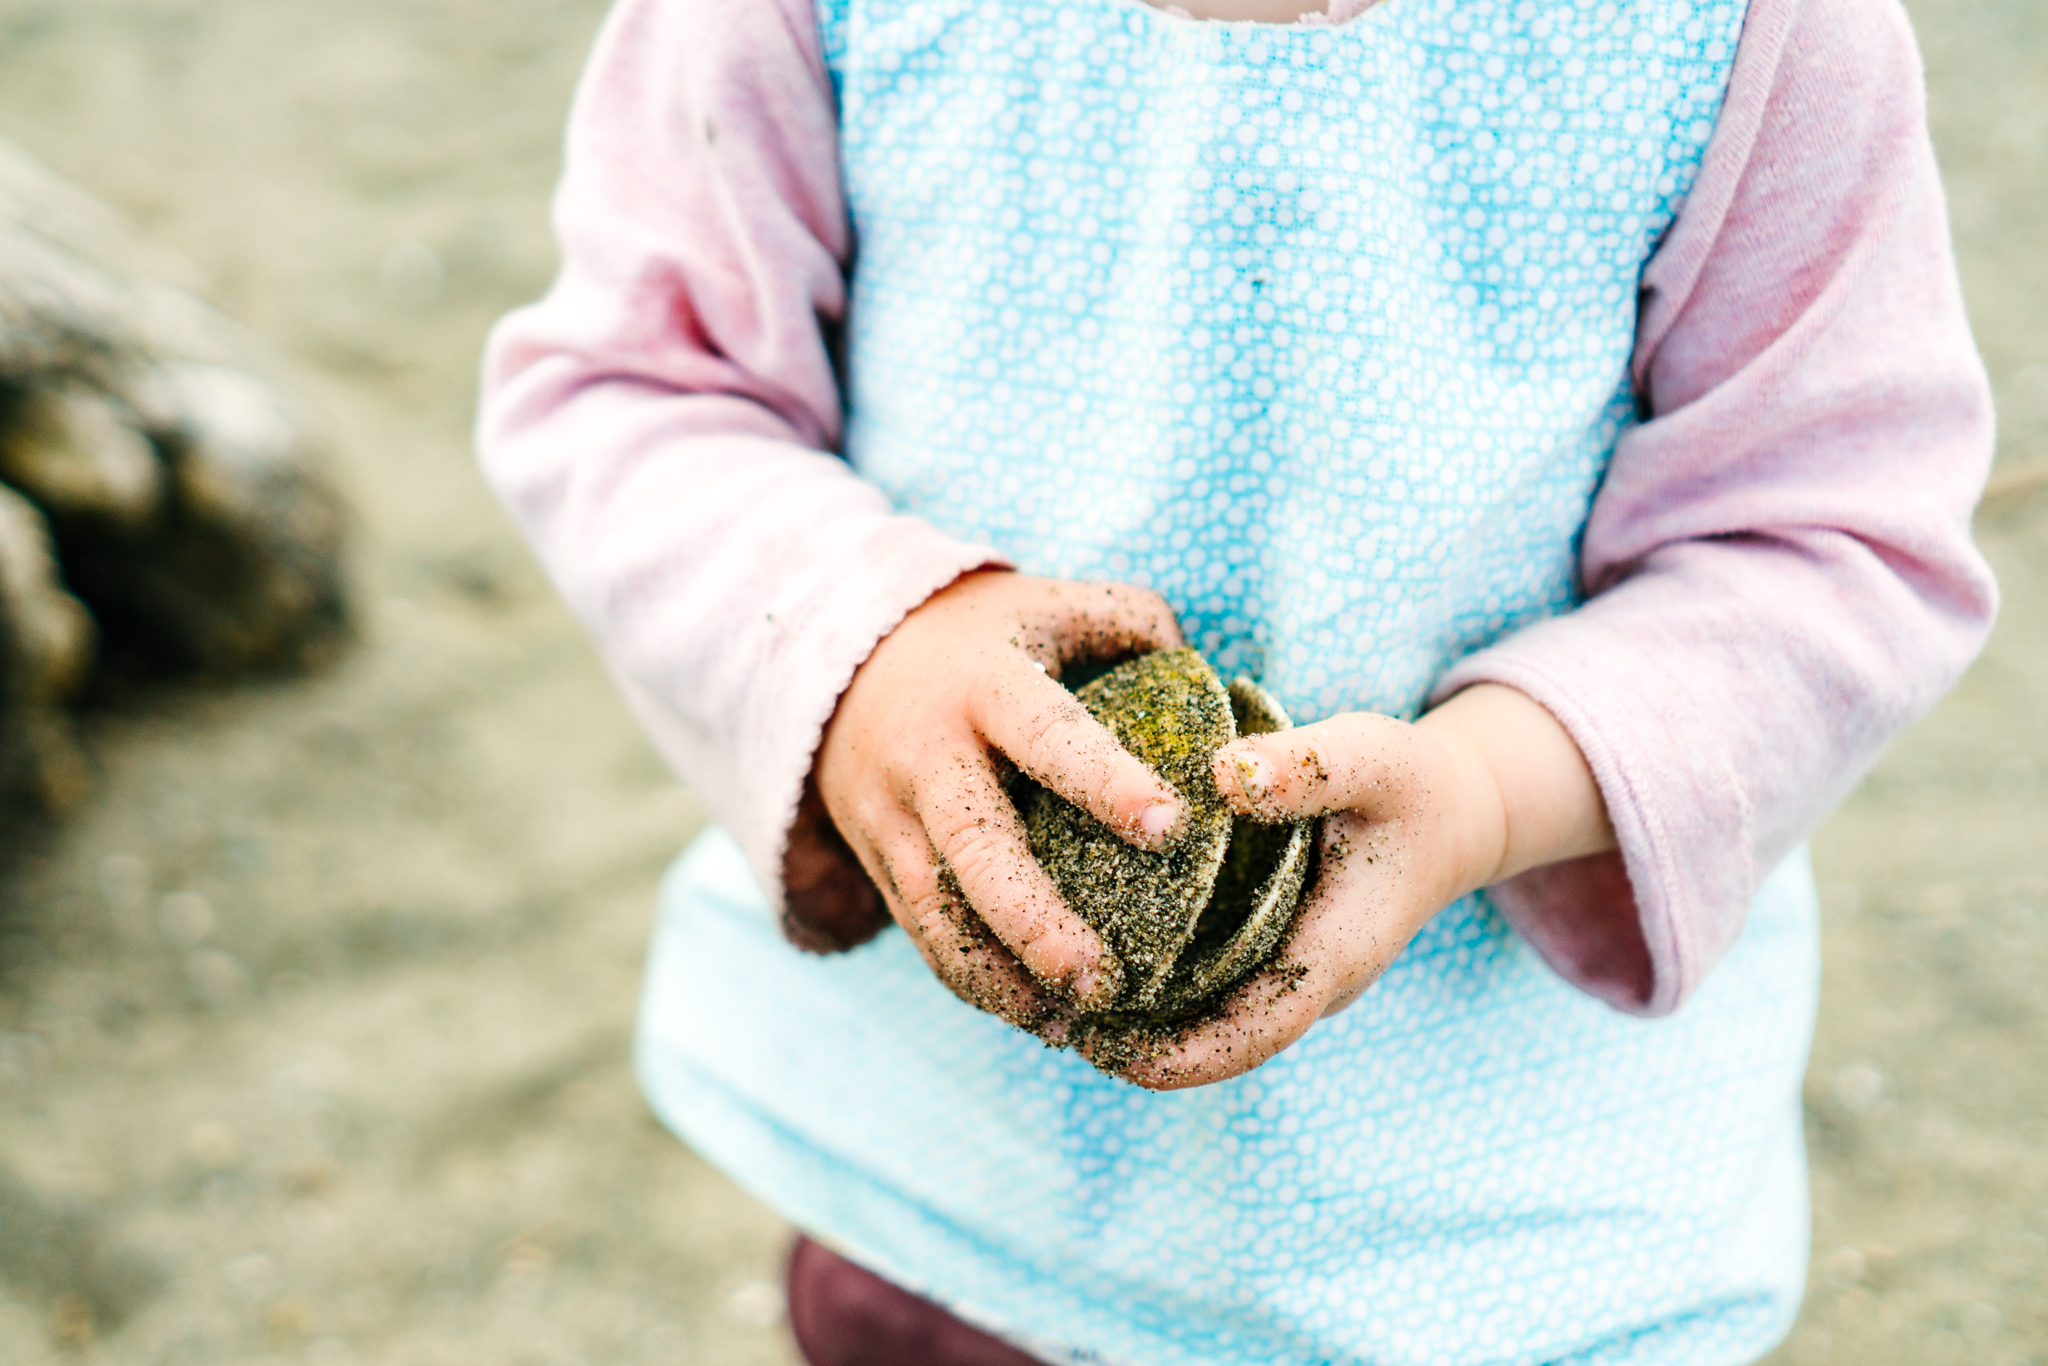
0,0 -> 2040,1362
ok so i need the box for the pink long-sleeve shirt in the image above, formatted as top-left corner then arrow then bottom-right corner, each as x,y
478,0 -> 1995,1017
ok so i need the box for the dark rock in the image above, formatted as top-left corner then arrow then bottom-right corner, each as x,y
0,138 -> 351,810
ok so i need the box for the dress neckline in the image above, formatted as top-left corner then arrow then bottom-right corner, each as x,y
1144,0 -> 1383,27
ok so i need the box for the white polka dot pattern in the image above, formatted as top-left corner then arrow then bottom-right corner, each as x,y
830,0 -> 1737,721
640,831 -> 1818,1366
633,2 -> 1823,1363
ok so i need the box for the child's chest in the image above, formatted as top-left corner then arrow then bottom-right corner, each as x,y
819,0 -> 1744,712
822,0 -> 1742,381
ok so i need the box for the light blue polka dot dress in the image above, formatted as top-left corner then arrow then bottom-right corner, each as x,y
637,0 -> 1822,1361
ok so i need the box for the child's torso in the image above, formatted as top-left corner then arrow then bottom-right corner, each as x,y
636,7 -> 1820,1365
824,0 -> 1741,720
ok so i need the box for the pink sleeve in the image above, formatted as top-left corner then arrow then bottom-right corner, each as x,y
1434,0 -> 1997,1015
475,0 -> 1007,949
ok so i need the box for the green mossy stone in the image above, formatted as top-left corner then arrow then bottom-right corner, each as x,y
1022,648 -> 1315,1026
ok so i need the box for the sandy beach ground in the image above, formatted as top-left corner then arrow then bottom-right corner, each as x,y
0,0 -> 2041,1362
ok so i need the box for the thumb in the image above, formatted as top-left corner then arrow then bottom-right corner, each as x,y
1211,712 -> 1415,821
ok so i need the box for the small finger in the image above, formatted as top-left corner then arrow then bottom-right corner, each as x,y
1211,713 -> 1415,822
914,754 -> 1123,1008
972,658 -> 1186,852
864,815 -> 1066,1030
914,865 -> 1069,1033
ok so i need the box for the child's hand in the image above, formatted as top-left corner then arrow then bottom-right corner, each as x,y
815,570 -> 1189,1027
1096,683 -> 1616,1090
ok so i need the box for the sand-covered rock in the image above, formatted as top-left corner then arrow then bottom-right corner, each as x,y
1023,649 -> 1315,1029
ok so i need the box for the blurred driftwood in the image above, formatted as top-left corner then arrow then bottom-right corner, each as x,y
0,139 -> 349,812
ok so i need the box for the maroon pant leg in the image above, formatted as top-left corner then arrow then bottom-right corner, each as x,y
784,1235 -> 1050,1366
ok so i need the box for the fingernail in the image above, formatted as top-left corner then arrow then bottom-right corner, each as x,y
1230,749 -> 1272,805
1075,964 -> 1111,1007
1137,801 -> 1182,849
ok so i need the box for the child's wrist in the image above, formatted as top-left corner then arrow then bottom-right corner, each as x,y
1416,719 -> 1513,899
1416,683 -> 1616,889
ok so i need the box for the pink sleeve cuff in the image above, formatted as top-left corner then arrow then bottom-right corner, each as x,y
1429,0 -> 1995,1014
1434,624 -> 1752,1015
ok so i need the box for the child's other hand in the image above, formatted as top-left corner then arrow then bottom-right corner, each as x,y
815,570 -> 1189,1028
1099,683 -> 1616,1090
